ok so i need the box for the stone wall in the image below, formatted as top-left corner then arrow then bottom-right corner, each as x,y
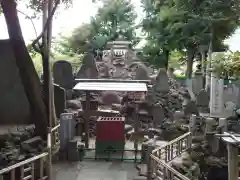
0,40 -> 30,124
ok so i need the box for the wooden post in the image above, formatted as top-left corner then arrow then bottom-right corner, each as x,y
220,133 -> 240,180
187,133 -> 192,151
205,34 -> 212,90
134,103 -> 139,150
84,91 -> 90,148
133,103 -> 140,162
189,115 -> 196,135
147,144 -> 155,180
227,143 -> 238,180
47,130 -> 52,180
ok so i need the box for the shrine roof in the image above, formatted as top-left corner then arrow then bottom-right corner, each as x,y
73,80 -> 148,92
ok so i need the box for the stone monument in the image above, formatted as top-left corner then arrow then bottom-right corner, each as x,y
76,43 -> 99,79
53,60 -> 74,89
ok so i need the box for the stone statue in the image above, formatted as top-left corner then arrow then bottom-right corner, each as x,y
76,49 -> 99,79
134,63 -> 149,80
154,68 -> 169,92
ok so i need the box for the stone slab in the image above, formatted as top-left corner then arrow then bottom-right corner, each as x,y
52,161 -> 137,180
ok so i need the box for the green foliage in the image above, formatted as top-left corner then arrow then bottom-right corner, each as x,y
138,39 -> 169,68
31,54 -> 43,75
169,50 -> 185,69
141,0 -> 240,69
30,53 -> 82,75
59,0 -> 139,55
25,0 -> 72,11
211,52 -> 229,76
27,44 -> 37,58
53,54 -> 83,72
211,51 -> 240,78
229,51 -> 240,77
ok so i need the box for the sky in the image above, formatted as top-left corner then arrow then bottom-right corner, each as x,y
0,0 -> 240,51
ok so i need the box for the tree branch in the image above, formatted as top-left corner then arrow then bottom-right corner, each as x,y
32,0 -> 60,53
17,9 -> 38,38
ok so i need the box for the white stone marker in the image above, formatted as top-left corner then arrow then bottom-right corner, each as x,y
210,72 -> 224,117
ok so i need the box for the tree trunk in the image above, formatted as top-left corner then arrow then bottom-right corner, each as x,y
200,49 -> 207,87
185,48 -> 195,79
1,0 -> 48,139
162,49 -> 170,69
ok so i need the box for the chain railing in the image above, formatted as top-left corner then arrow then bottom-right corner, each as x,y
149,132 -> 192,180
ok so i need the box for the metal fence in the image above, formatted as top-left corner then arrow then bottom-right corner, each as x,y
0,124 -> 60,180
149,132 -> 192,180
49,124 -> 60,154
0,152 -> 49,180
149,155 -> 190,180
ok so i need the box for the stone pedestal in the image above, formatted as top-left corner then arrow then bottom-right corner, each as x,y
205,117 -> 216,135
67,140 -> 85,161
59,113 -> 76,151
193,72 -> 203,95
146,141 -> 156,180
219,118 -> 227,132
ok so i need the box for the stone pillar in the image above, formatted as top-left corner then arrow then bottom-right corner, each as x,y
146,143 -> 155,180
205,117 -> 219,153
205,43 -> 212,90
205,117 -> 216,135
59,113 -> 75,151
199,45 -> 208,76
193,72 -> 203,95
210,72 -> 224,117
227,143 -> 238,180
219,118 -> 227,132
152,105 -> 164,128
186,78 -> 193,91
189,114 -> 197,135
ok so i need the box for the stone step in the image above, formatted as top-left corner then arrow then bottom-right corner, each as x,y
136,164 -> 147,176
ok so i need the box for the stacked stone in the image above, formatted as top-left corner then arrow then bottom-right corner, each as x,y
171,140 -> 228,180
168,77 -> 184,111
148,74 -> 184,121
171,152 -> 200,180
142,69 -> 188,141
0,126 -> 45,169
89,117 -> 97,137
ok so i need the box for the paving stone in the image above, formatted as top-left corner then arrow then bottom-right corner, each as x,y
136,164 -> 147,176
52,161 -> 136,180
132,176 -> 147,180
102,171 -> 127,180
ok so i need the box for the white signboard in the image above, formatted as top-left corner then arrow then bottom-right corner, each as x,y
114,49 -> 127,55
103,50 -> 111,57
210,73 -> 224,117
